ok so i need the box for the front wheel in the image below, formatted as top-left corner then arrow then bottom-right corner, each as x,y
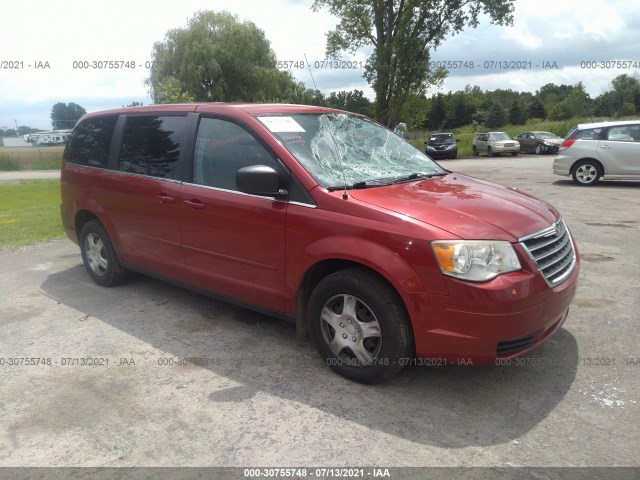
79,220 -> 127,286
487,146 -> 495,157
572,160 -> 601,186
535,144 -> 543,155
511,152 -> 518,156
472,146 -> 479,156
307,268 -> 413,383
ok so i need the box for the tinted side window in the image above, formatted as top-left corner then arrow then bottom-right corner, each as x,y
193,117 -> 279,191
64,116 -> 117,167
118,115 -> 186,178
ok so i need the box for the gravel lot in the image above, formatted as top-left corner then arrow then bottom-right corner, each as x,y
0,155 -> 638,472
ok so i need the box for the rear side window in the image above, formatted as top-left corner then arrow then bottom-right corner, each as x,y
606,125 -> 640,142
575,128 -> 602,140
64,116 -> 118,167
192,117 -> 278,191
118,115 -> 187,179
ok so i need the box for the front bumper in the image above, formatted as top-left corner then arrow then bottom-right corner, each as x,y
407,255 -> 579,365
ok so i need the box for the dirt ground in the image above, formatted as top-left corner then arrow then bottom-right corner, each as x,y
0,155 -> 638,474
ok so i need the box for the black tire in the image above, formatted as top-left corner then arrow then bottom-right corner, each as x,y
487,146 -> 495,157
79,220 -> 127,287
307,268 -> 413,384
571,160 -> 601,186
535,144 -> 543,155
472,146 -> 479,156
511,152 -> 518,156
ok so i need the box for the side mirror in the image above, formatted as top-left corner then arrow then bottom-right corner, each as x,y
455,138 -> 460,143
236,165 -> 288,198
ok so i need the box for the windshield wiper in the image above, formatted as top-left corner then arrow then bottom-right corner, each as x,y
327,177 -> 395,191
391,172 -> 447,184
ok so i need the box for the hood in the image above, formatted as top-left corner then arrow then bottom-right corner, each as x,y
544,138 -> 563,145
349,173 -> 559,241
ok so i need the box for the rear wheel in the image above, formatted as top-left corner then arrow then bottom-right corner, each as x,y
572,160 -> 601,186
511,152 -> 518,156
79,220 -> 127,286
307,268 -> 413,384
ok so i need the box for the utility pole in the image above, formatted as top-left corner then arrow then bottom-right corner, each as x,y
14,119 -> 19,135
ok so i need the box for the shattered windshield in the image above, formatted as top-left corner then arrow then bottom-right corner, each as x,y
257,113 -> 445,189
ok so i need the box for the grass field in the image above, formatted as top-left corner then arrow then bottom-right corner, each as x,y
0,146 -> 63,171
0,179 -> 64,248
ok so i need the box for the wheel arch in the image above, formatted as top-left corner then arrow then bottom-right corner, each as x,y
294,255 -> 419,349
571,157 -> 604,176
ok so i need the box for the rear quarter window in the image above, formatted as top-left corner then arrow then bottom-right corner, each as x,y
63,116 -> 118,167
575,128 -> 603,140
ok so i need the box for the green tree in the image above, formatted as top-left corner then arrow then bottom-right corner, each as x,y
425,94 -> 447,130
326,89 -> 373,115
50,102 -> 86,129
147,11 -> 300,103
154,77 -> 196,104
508,100 -> 523,125
312,0 -> 515,127
485,102 -> 505,128
448,92 -> 474,128
609,74 -> 640,116
527,98 -> 546,120
548,99 -> 572,120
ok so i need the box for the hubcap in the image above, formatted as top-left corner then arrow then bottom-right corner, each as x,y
85,233 -> 108,276
320,294 -> 381,365
576,164 -> 597,183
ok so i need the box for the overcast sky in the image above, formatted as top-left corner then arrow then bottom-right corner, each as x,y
1,0 -> 639,130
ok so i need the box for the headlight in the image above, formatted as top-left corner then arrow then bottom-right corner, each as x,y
432,240 -> 521,282
427,145 -> 435,151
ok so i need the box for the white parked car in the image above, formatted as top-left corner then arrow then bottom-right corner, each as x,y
553,120 -> 640,185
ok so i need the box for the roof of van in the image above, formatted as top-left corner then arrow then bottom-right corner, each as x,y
79,103 -> 347,120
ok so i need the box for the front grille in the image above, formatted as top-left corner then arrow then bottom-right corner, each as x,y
504,143 -> 515,147
497,334 -> 536,356
520,219 -> 576,286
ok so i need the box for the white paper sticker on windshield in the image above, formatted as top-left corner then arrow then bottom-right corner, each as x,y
257,116 -> 306,132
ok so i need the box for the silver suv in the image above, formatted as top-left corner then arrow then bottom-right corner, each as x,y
472,132 -> 520,156
553,120 -> 640,186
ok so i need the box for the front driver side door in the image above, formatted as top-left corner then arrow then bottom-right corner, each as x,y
180,116 -> 287,313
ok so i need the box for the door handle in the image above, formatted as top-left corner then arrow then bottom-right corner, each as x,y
599,144 -> 611,149
184,199 -> 205,210
156,193 -> 175,204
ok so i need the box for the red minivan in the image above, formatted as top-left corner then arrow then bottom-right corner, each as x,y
60,103 -> 579,383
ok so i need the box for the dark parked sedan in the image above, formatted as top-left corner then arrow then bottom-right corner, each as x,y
425,132 -> 458,159
515,131 -> 563,154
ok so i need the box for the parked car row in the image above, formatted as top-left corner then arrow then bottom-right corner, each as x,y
422,120 -> 639,187
425,130 -> 564,159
